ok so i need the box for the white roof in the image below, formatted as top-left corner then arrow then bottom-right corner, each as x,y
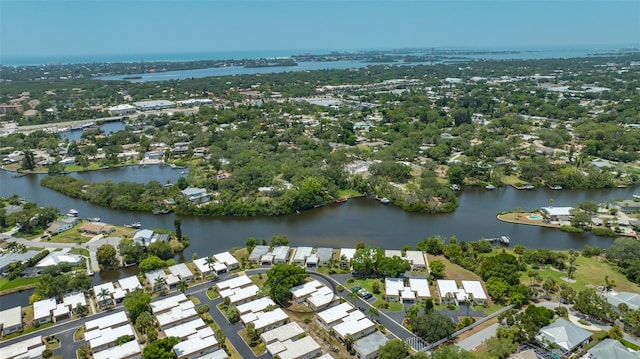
333,318 -> 375,338
33,298 -> 56,320
194,257 -> 225,274
306,254 -> 319,264
461,280 -> 488,300
87,324 -> 134,350
108,104 -> 136,111
0,306 -> 22,328
112,287 -> 126,301
307,286 -> 339,309
260,322 -> 305,344
1,336 -> 45,359
272,246 -> 290,261
150,293 -> 190,314
156,305 -> 198,328
215,275 -> 252,291
236,297 -> 276,315
541,206 -> 573,216
385,278 -> 404,296
290,280 -> 324,299
85,311 -> 128,331
405,251 -> 426,267
266,336 -> 321,359
340,248 -> 356,261
385,249 -> 402,258
169,263 -> 194,279
401,287 -> 416,300
36,252 -> 82,267
437,280 -> 460,298
145,269 -> 167,286
163,318 -> 207,339
118,276 -> 142,292
52,303 -> 70,317
409,278 -> 431,298
251,308 -> 289,331
93,340 -> 141,359
192,349 -> 229,359
166,273 -> 180,285
317,302 -> 355,325
134,229 -> 154,240
226,285 -> 259,305
173,332 -> 219,358
92,282 -> 115,297
213,251 -> 238,266
293,247 -> 313,261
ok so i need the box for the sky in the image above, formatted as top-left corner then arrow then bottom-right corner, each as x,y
1,0 -> 639,59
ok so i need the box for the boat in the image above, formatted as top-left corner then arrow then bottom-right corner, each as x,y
153,208 -> 173,215
379,197 -> 390,204
450,184 -> 461,191
482,235 -> 510,245
67,209 -> 79,217
548,184 -> 563,190
485,184 -> 495,190
633,193 -> 640,200
125,222 -> 141,229
88,217 -> 100,222
334,198 -> 348,203
524,184 -> 535,190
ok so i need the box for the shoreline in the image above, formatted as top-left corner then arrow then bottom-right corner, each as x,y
496,213 -> 561,229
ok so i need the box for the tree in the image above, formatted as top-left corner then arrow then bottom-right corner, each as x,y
246,322 -> 257,342
96,244 -> 119,270
409,311 -> 456,343
270,234 -> 289,246
266,264 -> 308,303
379,255 -> 411,277
608,325 -> 624,340
74,302 -> 88,316
486,276 -> 510,302
215,329 -> 226,349
424,298 -> 434,313
153,276 -> 167,294
42,349 -> 53,359
139,255 -> 166,273
429,260 -> 445,279
245,237 -> 258,252
97,288 -> 112,307
484,335 -> 517,359
148,241 -> 174,260
177,280 -> 188,294
344,333 -> 354,351
204,256 -> 216,276
21,150 -> 35,170
123,289 -> 151,323
378,339 -> 409,358
426,345 -> 476,359
77,345 -> 90,359
118,238 -> 145,265
368,306 -> 380,321
174,218 -> 182,239
135,311 -> 155,333
142,336 -> 180,359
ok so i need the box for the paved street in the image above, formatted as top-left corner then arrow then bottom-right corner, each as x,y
456,322 -> 498,351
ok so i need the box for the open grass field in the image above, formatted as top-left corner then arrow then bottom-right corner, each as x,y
0,277 -> 39,293
427,255 -> 481,282
520,254 -> 639,293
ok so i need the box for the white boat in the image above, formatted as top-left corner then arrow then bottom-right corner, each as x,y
88,217 -> 100,222
485,184 -> 495,190
380,197 -> 390,204
450,184 -> 461,191
67,209 -> 79,217
633,193 -> 640,200
524,184 -> 535,190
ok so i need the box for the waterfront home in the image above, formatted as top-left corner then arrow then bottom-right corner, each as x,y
93,282 -> 115,307
315,247 -> 333,266
248,245 -> 270,263
78,222 -> 115,235
405,250 -> 427,270
132,229 -> 154,246
33,298 -> 56,325
35,252 -> 83,268
353,331 -> 390,359
0,306 -> 23,336
2,336 -> 46,359
193,256 -> 227,277
45,217 -> 78,235
118,276 -> 142,293
168,263 -> 194,282
537,317 -> 591,354
293,247 -> 313,265
540,206 -> 574,222
0,250 -> 40,274
212,251 -> 239,270
339,248 -> 356,268
181,187 -> 211,204
62,292 -> 87,312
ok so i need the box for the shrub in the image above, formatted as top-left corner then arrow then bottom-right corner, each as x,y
560,225 -> 583,233
590,227 -> 617,237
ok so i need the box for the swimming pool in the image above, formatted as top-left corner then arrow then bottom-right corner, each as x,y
529,215 -> 543,220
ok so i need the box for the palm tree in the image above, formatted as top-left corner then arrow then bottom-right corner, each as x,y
74,303 -> 88,316
344,334 -> 354,351
328,328 -> 335,352
567,264 -> 576,279
177,280 -> 188,294
368,307 -> 380,321
153,276 -> 167,294
97,288 -> 111,307
466,293 -> 475,318
204,256 -> 216,277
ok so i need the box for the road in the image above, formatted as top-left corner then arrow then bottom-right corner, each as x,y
456,323 -> 498,351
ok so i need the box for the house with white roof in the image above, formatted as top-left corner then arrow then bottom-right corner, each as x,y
156,303 -> 198,329
118,276 -> 142,293
315,248 -> 333,267
93,340 -> 141,359
241,308 -> 290,334
169,263 -> 194,282
33,298 -> 57,325
307,286 -> 340,311
293,247 -> 313,265
587,338 -> 640,359
437,279 -> 466,304
0,306 -> 23,336
353,331 -> 390,359
249,245 -> 270,263
85,311 -> 129,332
35,252 -> 83,268
163,318 -> 208,340
62,292 -> 87,312
333,316 -> 376,341
181,187 -> 211,204
145,269 -> 168,292
605,291 -> 640,311
265,335 -> 322,359
260,322 -> 305,345
405,251 -> 427,269
150,293 -> 191,314
236,297 -> 277,315
173,330 -> 219,359
220,285 -> 260,305
316,302 -> 359,329
540,206 -> 574,222
86,323 -> 135,352
290,280 -> 324,303
386,278 -> 431,303
215,275 -> 253,292
340,248 -> 356,268
93,282 -> 116,307
194,256 -> 227,277
2,336 -> 45,359
213,251 -> 239,270
133,229 -> 154,246
461,280 -> 488,304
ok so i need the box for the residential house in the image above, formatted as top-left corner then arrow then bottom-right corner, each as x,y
606,291 -> 640,311
2,336 -> 46,359
293,247 -> 313,266
461,281 -> 488,305
93,283 -> 115,307
265,335 -> 322,359
315,248 -> 334,267
181,187 -> 210,204
248,245 -> 270,263
540,206 -> 574,222
0,306 -> 23,336
118,276 -> 142,293
587,338 -> 639,359
537,317 -> 592,354
353,331 -> 389,359
78,222 -> 115,235
93,340 -> 141,359
436,280 -> 466,305
212,251 -> 239,270
169,263 -> 194,282
33,298 -> 57,325
46,217 -> 78,235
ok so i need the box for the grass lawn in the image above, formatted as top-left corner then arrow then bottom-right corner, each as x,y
348,277 -> 403,312
622,338 -> 640,350
336,189 -> 362,198
238,328 -> 266,356
73,327 -> 85,341
0,277 -> 40,294
519,254 -> 639,293
373,298 -> 403,311
206,287 -> 219,300
45,228 -> 92,244
249,274 -> 267,287
189,295 -> 201,305
68,247 -> 89,257
427,255 -> 482,282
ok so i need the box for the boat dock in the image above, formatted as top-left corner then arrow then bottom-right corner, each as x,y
510,184 -> 534,190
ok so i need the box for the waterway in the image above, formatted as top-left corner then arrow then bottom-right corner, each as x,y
1,167 -> 638,309
59,121 -> 126,142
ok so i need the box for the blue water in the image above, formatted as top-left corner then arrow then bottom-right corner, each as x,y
3,44 -> 637,67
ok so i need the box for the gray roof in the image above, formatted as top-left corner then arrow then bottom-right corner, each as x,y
353,331 -> 389,356
588,339 -> 640,359
272,246 -> 290,261
293,247 -> 313,262
316,248 -> 333,262
606,292 -> 640,311
538,317 -> 592,352
0,250 -> 40,272
248,245 -> 270,262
